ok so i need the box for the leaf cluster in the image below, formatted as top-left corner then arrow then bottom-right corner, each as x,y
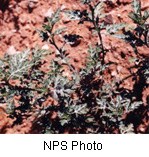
0,0 -> 147,134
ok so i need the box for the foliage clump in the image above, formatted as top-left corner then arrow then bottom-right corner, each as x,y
0,0 -> 148,134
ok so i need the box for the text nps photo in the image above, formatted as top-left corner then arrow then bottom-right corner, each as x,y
44,140 -> 102,151
0,135 -> 148,157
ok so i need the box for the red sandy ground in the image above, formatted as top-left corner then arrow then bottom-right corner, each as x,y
0,0 -> 148,133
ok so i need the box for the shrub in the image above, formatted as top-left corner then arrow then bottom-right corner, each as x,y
0,0 -> 148,133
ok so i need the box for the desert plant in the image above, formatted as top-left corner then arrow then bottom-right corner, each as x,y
0,0 -> 147,134
124,0 -> 149,51
36,1 -> 143,133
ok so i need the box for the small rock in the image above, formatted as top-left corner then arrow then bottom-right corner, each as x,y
44,8 -> 54,17
6,46 -> 21,55
111,70 -> 117,76
117,65 -> 123,72
41,44 -> 49,50
28,0 -> 39,9
19,14 -> 30,25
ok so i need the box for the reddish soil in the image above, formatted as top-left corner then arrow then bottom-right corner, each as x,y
0,0 -> 148,133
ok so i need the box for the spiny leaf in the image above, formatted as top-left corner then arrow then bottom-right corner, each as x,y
106,23 -> 126,34
50,8 -> 61,26
94,1 -> 105,18
53,27 -> 66,35
132,0 -> 141,15
81,0 -> 92,4
143,10 -> 149,21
